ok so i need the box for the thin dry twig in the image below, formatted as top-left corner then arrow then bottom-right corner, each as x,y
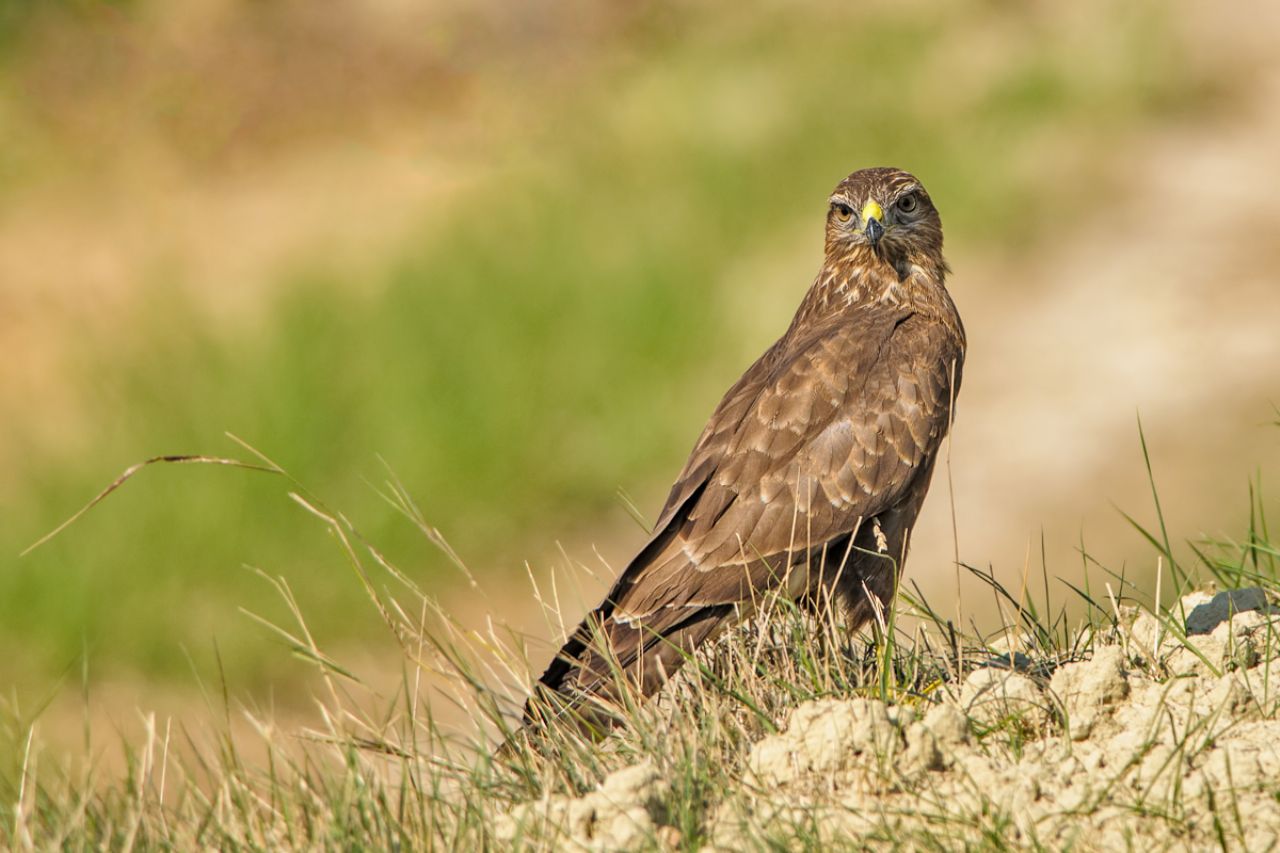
20,453 -> 280,556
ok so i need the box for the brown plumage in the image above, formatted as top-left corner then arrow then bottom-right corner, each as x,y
526,167 -> 965,727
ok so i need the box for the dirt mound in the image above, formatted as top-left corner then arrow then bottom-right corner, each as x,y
500,589 -> 1280,850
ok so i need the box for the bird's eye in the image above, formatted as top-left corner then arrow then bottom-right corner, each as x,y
896,193 -> 919,214
832,203 -> 854,223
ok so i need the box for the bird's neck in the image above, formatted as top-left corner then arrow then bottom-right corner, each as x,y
792,249 -> 951,329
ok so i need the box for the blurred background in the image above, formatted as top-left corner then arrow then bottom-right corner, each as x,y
2,0 -> 1278,753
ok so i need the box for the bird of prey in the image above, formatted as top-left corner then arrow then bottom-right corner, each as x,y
527,166 -> 965,727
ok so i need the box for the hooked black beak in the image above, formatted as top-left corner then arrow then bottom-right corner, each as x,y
864,217 -> 885,248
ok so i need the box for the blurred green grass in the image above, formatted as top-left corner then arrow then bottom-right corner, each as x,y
1,1 -> 1208,693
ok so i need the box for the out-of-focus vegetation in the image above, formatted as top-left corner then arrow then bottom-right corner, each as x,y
0,0 -> 1216,696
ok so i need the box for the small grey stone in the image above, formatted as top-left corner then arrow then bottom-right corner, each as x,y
1185,588 -> 1269,635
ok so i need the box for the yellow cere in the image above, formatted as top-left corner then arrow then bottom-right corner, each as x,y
861,199 -> 884,224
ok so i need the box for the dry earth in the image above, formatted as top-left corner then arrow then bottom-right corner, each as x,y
498,589 -> 1280,850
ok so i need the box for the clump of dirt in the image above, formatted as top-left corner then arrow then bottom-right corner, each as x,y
716,588 -> 1280,849
500,588 -> 1280,850
495,761 -> 674,851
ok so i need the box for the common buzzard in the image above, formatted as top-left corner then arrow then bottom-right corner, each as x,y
527,166 -> 965,726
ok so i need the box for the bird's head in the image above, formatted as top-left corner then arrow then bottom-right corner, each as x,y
824,167 -> 944,276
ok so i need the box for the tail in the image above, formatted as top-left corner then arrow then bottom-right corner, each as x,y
519,479 -> 729,731
522,602 -> 735,730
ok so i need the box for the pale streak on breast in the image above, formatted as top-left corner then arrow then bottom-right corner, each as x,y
877,279 -> 904,306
